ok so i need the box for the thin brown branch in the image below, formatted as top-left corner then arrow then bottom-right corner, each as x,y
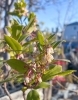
3,82 -> 13,100
22,91 -> 26,100
56,81 -> 78,94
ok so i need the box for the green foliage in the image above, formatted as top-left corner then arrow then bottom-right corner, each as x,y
28,12 -> 36,21
23,16 -> 36,34
35,82 -> 50,89
4,35 -> 22,54
6,59 -> 27,73
23,38 -> 37,47
27,90 -> 40,100
37,31 -> 45,45
42,65 -> 62,81
57,70 -> 76,76
48,34 -> 56,40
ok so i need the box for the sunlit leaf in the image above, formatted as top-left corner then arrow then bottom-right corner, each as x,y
35,82 -> 50,89
37,31 -> 45,45
4,35 -> 22,53
57,70 -> 76,76
23,16 -> 35,34
42,65 -> 62,81
28,12 -> 36,21
18,34 -> 27,42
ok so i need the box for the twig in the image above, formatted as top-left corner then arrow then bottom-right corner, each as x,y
56,81 -> 78,94
23,91 -> 26,100
3,82 -> 13,100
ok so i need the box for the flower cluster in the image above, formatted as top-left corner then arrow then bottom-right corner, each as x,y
44,46 -> 54,63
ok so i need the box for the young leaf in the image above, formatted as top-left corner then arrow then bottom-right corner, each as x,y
6,59 -> 28,73
57,70 -> 76,76
28,43 -> 34,53
37,31 -> 45,45
53,41 -> 61,48
27,90 -> 40,100
18,34 -> 27,42
52,40 -> 66,49
23,38 -> 36,47
42,65 -> 62,81
48,34 -> 56,40
23,16 -> 35,34
28,12 -> 36,21
35,82 -> 50,89
4,35 -> 22,53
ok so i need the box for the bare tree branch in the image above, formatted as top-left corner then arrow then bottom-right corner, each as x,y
22,91 -> 26,100
9,0 -> 14,9
3,83 -> 13,100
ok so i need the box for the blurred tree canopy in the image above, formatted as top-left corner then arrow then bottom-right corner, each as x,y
0,0 -> 76,32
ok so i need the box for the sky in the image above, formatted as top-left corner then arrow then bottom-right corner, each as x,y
35,0 -> 78,32
1,0 -> 78,32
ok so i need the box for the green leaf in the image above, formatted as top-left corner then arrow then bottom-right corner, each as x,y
8,11 -> 18,16
28,43 -> 33,53
53,41 -> 61,48
0,74 -> 23,84
18,34 -> 27,42
23,38 -> 36,47
37,43 -> 43,51
57,70 -> 76,76
35,82 -> 50,89
16,30 -> 22,40
37,31 -> 45,45
23,16 -> 35,34
49,64 -> 55,70
52,40 -> 66,49
4,35 -> 22,53
11,23 -> 23,39
27,90 -> 40,100
42,65 -> 62,81
6,59 -> 28,73
48,34 -> 56,40
27,26 -> 35,34
28,12 -> 36,21
6,26 -> 12,34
